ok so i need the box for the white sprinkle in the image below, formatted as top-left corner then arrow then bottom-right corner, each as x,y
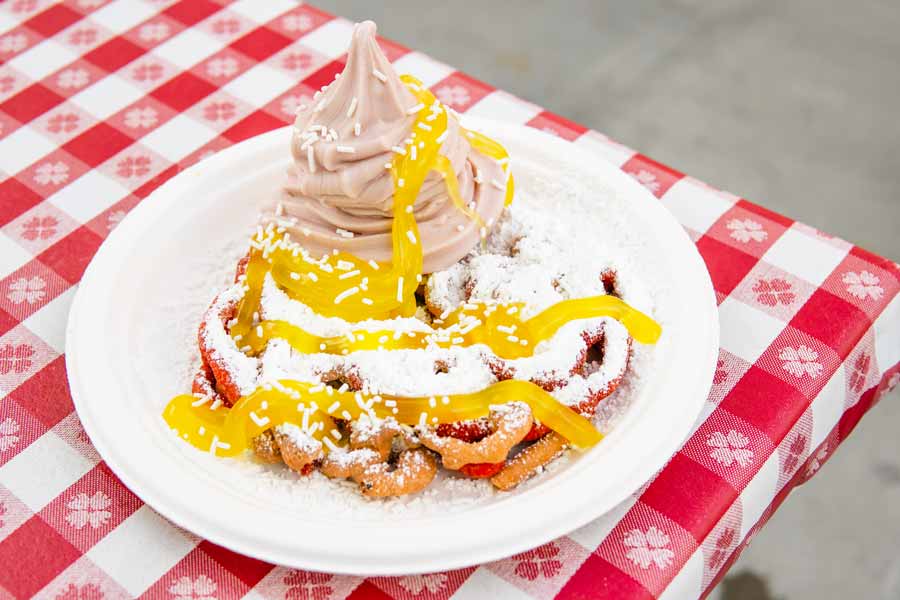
507,335 -> 519,343
336,227 -> 354,238
307,144 -> 316,173
336,145 -> 355,154
452,337 -> 464,344
480,226 -> 487,239
210,398 -> 223,410
417,122 -> 432,131
406,230 -> 417,244
456,223 -> 465,232
338,269 -> 360,280
198,426 -> 206,436
428,397 -> 437,408
491,178 -> 505,190
372,68 -> 387,82
346,96 -> 358,117
341,410 -> 353,420
410,145 -> 417,161
302,227 -> 311,237
406,103 -> 424,115
384,162 -> 393,169
249,411 -> 270,427
441,396 -> 450,405
256,325 -> 263,337
405,204 -> 413,213
418,141 -> 425,148
367,259 -> 380,270
319,343 -> 327,351
275,202 -> 284,216
327,401 -> 340,413
520,339 -> 529,346
354,122 -> 361,136
506,306 -> 519,315
396,276 -> 404,302
330,429 -> 342,440
391,146 -> 406,155
308,272 -> 318,282
397,178 -> 405,188
191,396 -> 210,407
418,412 -> 428,427
322,437 -> 339,453
290,272 -> 301,280
336,260 -> 354,271
496,324 -> 517,334
334,286 -> 359,304
338,383 -> 350,393
361,297 -> 374,305
436,130 -> 449,144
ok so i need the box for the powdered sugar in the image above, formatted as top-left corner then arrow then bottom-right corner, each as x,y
147,143 -> 672,518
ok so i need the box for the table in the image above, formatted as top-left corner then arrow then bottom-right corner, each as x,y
0,1 -> 897,598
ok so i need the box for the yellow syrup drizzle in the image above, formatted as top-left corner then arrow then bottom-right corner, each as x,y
164,75 -> 661,460
164,379 -> 602,457
239,293 -> 660,360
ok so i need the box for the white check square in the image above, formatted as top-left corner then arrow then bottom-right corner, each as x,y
451,567 -> 532,600
140,114 -> 218,164
809,368 -> 845,448
0,233 -> 33,279
762,226 -> 849,286
299,19 -> 355,59
88,505 -> 196,596
738,449 -> 780,538
23,286 -> 77,354
69,75 -> 144,121
223,64 -> 295,107
466,91 -> 541,124
0,431 -> 95,511
7,40 -> 78,82
874,294 -> 900,375
392,52 -> 454,87
573,131 -> 635,167
90,0 -> 157,34
0,126 -> 57,175
661,176 -> 737,235
228,0 -> 297,24
152,27 -> 223,70
717,297 -> 785,364
48,171 -> 130,224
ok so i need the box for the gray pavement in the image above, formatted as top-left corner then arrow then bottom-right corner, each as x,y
319,2 -> 900,598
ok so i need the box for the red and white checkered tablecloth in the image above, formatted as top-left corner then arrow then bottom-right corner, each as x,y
0,1 -> 898,598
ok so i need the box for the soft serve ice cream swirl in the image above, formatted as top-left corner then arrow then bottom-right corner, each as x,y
260,21 -> 507,273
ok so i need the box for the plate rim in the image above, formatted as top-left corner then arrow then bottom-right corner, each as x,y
66,117 -> 719,575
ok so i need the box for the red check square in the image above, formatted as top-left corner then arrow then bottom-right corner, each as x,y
62,122 -> 134,168
221,109 -> 286,143
231,26 -> 293,62
301,59 -> 346,92
0,83 -> 66,124
695,235 -> 758,298
8,356 -> 72,429
163,0 -> 223,26
621,153 -> 684,198
83,36 -> 144,73
23,3 -> 82,37
791,288 -> 869,358
0,515 -> 80,599
720,365 -> 809,440
151,71 -> 217,112
557,554 -> 652,600
37,226 -> 104,283
0,178 -> 43,226
526,111 -> 587,142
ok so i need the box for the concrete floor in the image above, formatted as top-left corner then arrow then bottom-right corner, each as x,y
319,1 -> 900,598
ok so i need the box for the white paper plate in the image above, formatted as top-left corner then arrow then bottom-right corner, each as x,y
66,118 -> 718,575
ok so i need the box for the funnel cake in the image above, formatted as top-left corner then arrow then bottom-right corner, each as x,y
164,21 -> 661,498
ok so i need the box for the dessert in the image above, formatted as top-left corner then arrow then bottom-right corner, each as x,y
162,21 -> 661,498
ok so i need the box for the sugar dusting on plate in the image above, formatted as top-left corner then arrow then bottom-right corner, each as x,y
141,152 -> 673,519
